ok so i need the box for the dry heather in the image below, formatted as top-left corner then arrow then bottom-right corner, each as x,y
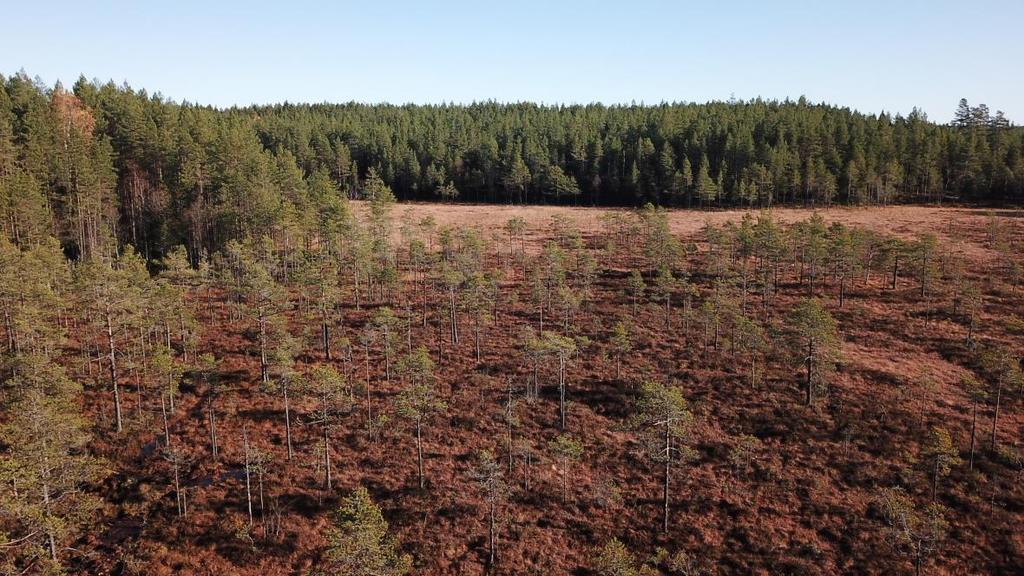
76,205 -> 1023,576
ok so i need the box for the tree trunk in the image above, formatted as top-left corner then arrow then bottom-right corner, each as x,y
449,289 -> 459,345
475,319 -> 481,362
416,420 -> 425,489
42,475 -> 57,562
208,395 -> 218,458
324,420 -> 332,491
160,393 -> 170,446
561,461 -> 568,503
365,344 -> 373,421
322,316 -> 331,360
488,501 -> 496,566
806,339 -> 814,405
243,428 -> 254,526
664,423 -> 671,533
990,379 -> 1003,450
173,459 -> 182,517
523,450 -> 531,491
507,422 -> 514,475
969,399 -> 978,470
558,356 -> 566,430
283,382 -> 293,461
105,306 -> 122,433
258,311 -> 269,384
383,327 -> 391,384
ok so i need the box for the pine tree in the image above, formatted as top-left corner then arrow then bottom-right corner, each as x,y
541,332 -> 577,430
470,450 -> 507,567
394,347 -> 446,489
921,427 -> 960,501
593,538 -> 643,576
876,487 -> 947,576
322,487 -> 412,576
309,364 -> 353,491
788,298 -> 841,405
0,358 -> 104,569
633,380 -> 696,532
609,320 -> 632,380
548,434 -> 583,503
695,154 -> 717,207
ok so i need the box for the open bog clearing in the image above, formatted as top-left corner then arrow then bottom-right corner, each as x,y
370,202 -> 1022,258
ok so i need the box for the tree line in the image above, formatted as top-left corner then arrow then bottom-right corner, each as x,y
2,71 -> 1023,266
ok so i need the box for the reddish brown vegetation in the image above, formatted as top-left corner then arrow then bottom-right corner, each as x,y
58,206 -> 1024,575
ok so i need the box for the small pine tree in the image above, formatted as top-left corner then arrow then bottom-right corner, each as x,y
921,427 -> 960,501
322,487 -> 411,576
876,487 -> 947,576
470,450 -> 507,567
609,320 -> 633,380
626,271 -> 645,317
788,298 -> 841,405
549,434 -> 583,503
634,381 -> 696,532
593,538 -> 641,576
394,347 -> 446,489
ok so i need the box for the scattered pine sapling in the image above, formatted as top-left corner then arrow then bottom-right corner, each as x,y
542,332 -> 577,430
593,538 -> 647,576
960,375 -> 986,470
470,450 -> 507,567
728,434 -> 761,482
162,441 -> 192,519
465,272 -> 496,362
394,347 -> 446,489
921,426 -> 960,501
787,298 -> 841,405
876,487 -> 947,576
633,380 -> 696,532
371,307 -> 400,384
626,270 -> 645,317
516,438 -> 536,491
912,233 -> 940,299
978,346 -> 1023,451
266,333 -> 302,461
75,252 -> 147,433
308,364 -> 353,491
609,320 -> 633,381
549,434 -> 583,503
323,487 -> 411,576
151,343 -> 183,421
197,353 -> 220,458
958,281 -> 983,346
651,266 -> 676,326
0,368 -> 104,568
733,312 -> 768,387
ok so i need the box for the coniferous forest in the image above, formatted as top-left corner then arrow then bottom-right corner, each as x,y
1,71 -> 1023,576
1,73 -> 1022,262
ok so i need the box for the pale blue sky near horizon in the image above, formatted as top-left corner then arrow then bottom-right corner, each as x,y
2,0 -> 1021,123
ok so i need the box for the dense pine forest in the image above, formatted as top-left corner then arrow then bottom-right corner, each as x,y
1,70 -> 1024,576
1,72 -> 1022,264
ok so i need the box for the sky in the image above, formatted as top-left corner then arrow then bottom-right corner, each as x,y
2,0 -> 1022,123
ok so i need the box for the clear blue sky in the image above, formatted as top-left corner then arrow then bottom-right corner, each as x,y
3,0 -> 1021,122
